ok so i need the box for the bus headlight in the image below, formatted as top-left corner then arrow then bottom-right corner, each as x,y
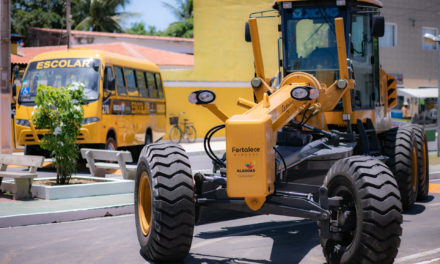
82,117 -> 100,125
16,119 -> 30,127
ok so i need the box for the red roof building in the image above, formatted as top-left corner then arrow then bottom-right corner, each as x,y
11,42 -> 194,69
26,28 -> 194,55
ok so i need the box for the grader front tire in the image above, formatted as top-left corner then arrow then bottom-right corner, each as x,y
134,143 -> 195,262
319,156 -> 402,264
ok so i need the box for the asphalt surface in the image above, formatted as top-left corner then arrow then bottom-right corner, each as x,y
1,175 -> 440,264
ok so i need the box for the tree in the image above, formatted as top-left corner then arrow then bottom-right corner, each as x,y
75,0 -> 134,32
162,0 -> 193,38
32,83 -> 86,185
127,21 -> 162,36
11,0 -> 89,36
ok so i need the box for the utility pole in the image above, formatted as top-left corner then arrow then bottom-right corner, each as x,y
66,0 -> 71,48
0,0 -> 12,154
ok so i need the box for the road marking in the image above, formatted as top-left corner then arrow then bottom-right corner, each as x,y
415,257 -> 440,264
427,202 -> 440,208
430,170 -> 440,175
396,248 -> 440,263
430,184 -> 440,194
192,220 -> 314,250
431,179 -> 440,182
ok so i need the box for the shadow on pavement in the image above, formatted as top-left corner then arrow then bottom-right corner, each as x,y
416,195 -> 435,203
192,219 -> 321,264
403,204 -> 426,215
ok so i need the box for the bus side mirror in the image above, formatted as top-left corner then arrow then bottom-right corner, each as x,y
372,16 -> 385,38
245,22 -> 251,42
13,65 -> 19,75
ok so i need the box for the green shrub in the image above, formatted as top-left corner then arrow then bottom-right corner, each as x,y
32,83 -> 86,184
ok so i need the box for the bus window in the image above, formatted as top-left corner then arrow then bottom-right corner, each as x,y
114,66 -> 126,95
136,70 -> 148,98
104,66 -> 115,91
146,72 -> 157,98
124,68 -> 138,96
154,73 -> 164,98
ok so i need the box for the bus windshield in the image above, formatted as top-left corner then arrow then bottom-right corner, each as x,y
284,6 -> 344,74
19,58 -> 100,104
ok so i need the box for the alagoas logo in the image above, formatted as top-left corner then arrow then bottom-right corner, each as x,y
245,161 -> 255,169
237,161 -> 256,173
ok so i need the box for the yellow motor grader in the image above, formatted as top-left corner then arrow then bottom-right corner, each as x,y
134,0 -> 429,263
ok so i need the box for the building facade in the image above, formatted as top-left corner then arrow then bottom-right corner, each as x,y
380,0 -> 440,88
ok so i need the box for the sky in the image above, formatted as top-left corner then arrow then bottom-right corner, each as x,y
122,0 -> 177,31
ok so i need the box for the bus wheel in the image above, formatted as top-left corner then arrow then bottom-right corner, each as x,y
105,137 -> 117,151
319,156 -> 402,264
382,126 -> 418,210
135,143 -> 195,262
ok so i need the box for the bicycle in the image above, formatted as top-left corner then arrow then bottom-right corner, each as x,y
168,112 -> 197,143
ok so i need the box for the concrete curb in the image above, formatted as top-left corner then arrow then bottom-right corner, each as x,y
0,203 -> 134,228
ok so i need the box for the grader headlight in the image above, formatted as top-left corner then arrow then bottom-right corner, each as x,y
188,90 -> 216,104
290,86 -> 320,101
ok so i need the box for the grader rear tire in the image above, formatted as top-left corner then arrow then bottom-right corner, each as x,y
135,143 -> 195,262
410,124 -> 430,201
319,156 -> 402,264
382,126 -> 419,210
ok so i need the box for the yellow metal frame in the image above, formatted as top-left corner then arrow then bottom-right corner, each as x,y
199,17 -> 358,211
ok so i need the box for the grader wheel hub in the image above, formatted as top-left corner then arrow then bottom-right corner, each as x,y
138,171 -> 152,236
412,146 -> 418,193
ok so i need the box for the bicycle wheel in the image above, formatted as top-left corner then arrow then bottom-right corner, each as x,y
185,125 -> 197,143
169,126 -> 182,143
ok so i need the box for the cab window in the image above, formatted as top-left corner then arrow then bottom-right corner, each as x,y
114,66 -> 126,95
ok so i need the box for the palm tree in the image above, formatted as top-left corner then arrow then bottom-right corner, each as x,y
163,0 -> 193,22
162,0 -> 193,38
75,0 -> 133,32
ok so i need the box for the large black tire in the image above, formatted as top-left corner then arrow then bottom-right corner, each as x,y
381,126 -> 418,210
135,143 -> 195,262
319,156 -> 402,264
410,124 -> 430,200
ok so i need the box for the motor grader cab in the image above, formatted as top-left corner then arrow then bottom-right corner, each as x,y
134,0 -> 429,263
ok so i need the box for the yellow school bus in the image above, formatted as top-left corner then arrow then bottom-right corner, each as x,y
15,49 -> 166,158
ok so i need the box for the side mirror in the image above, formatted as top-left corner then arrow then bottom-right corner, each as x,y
12,65 -> 19,75
12,83 -> 17,97
245,22 -> 251,42
372,16 -> 385,38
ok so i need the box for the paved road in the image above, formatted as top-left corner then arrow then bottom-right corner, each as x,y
1,189 -> 440,263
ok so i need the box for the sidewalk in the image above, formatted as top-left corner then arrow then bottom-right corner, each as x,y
0,141 -> 224,228
1,139 -> 438,228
